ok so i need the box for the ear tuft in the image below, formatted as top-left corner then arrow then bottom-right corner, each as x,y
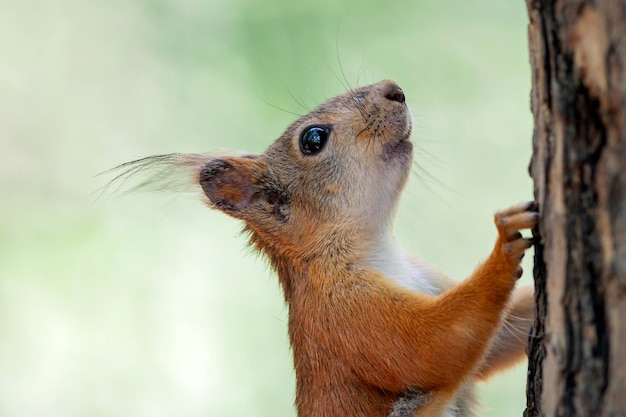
96,153 -> 211,200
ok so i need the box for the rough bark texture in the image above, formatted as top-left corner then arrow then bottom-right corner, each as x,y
525,0 -> 626,416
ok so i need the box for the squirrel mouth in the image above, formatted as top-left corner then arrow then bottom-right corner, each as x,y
380,111 -> 413,161
383,110 -> 413,158
399,127 -> 412,142
395,118 -> 413,143
393,108 -> 413,143
382,135 -> 413,162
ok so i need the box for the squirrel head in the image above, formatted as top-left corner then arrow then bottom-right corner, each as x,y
106,80 -> 412,262
199,80 -> 412,259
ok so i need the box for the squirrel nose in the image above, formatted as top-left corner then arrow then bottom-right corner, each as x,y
383,82 -> 405,103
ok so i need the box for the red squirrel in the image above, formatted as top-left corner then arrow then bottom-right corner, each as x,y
107,80 -> 538,417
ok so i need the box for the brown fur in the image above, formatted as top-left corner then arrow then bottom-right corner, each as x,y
108,80 -> 538,416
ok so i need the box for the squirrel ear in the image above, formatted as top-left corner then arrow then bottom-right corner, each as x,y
199,157 -> 264,216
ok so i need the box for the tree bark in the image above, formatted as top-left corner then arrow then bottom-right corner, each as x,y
524,1 -> 626,416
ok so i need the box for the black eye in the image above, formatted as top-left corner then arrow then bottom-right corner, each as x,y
299,126 -> 330,155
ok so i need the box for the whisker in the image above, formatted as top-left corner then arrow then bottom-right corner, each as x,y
327,64 -> 367,122
356,58 -> 371,87
504,313 -> 534,322
409,164 -> 454,209
411,153 -> 465,199
329,66 -> 350,95
333,34 -> 374,125
286,86 -> 312,114
355,119 -> 375,140
252,91 -> 304,117
500,321 -> 528,344
413,146 -> 449,169
335,30 -> 354,93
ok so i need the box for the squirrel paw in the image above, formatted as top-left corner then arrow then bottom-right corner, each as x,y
494,201 -> 539,278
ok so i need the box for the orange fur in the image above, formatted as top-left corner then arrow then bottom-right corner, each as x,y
111,80 -> 538,416
281,208 -> 536,416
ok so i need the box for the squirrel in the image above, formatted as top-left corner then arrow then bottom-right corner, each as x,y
106,80 -> 538,417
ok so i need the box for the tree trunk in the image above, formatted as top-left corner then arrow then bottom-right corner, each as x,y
524,0 -> 626,416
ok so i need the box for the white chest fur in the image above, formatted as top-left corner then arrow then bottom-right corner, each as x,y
367,235 -> 441,296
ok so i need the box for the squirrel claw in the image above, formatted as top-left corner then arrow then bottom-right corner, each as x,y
494,203 -> 539,272
495,202 -> 539,241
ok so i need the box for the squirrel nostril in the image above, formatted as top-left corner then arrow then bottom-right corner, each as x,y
385,86 -> 405,103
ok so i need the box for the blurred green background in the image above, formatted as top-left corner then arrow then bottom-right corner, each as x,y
0,0 -> 534,416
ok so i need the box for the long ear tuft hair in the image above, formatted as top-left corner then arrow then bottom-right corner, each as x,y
95,153 -> 213,200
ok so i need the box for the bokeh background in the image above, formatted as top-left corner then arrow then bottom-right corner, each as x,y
1,0 -> 535,416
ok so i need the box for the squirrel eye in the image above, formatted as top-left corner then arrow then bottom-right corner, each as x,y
299,126 -> 330,156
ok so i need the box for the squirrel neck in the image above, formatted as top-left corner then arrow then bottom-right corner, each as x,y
260,220 -> 438,303
251,214 -> 386,296
262,224 -> 374,302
